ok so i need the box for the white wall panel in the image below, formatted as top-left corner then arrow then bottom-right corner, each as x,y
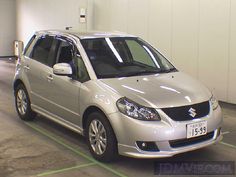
148,0 -> 172,59
127,0 -> 149,39
0,0 -> 16,56
93,0 -> 111,31
172,0 -> 199,77
228,0 -> 236,104
110,0 -> 128,32
16,0 -> 88,44
198,0 -> 230,101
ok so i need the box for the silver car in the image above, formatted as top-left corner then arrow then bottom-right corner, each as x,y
13,30 -> 223,162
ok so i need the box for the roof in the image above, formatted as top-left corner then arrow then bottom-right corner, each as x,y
36,30 -> 136,39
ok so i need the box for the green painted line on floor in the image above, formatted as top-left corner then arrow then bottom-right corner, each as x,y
220,141 -> 236,149
37,162 -> 96,177
222,131 -> 230,135
25,122 -> 128,177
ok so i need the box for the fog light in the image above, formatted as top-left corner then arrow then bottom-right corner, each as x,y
142,142 -> 146,148
136,141 -> 159,152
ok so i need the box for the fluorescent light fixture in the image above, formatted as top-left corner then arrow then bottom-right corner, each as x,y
122,85 -> 145,94
105,38 -> 123,63
160,86 -> 180,94
143,45 -> 160,68
185,96 -> 192,103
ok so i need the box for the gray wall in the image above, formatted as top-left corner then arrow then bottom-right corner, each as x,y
92,0 -> 236,104
16,0 -> 93,44
0,0 -> 16,56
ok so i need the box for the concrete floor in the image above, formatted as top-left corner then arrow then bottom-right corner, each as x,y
0,58 -> 235,177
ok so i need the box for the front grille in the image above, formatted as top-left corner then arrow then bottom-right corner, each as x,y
169,131 -> 214,148
162,101 -> 210,121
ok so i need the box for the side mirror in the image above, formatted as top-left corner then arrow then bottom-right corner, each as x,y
53,63 -> 72,76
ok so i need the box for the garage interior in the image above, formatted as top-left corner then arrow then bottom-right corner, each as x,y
0,0 -> 236,176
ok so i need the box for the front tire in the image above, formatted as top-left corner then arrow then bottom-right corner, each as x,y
85,112 -> 118,162
15,84 -> 36,121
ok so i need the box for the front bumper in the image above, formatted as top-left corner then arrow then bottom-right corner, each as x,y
108,105 -> 223,158
118,129 -> 222,158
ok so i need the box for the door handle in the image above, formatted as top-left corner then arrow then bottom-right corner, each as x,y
24,65 -> 30,71
47,74 -> 53,82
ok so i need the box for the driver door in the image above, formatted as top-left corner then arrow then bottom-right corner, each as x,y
43,36 -> 81,125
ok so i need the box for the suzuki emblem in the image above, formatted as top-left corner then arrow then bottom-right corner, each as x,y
188,108 -> 197,118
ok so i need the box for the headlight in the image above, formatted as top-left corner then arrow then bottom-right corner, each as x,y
116,97 -> 161,121
210,95 -> 219,110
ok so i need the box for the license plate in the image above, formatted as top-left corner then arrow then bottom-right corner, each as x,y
187,121 -> 207,139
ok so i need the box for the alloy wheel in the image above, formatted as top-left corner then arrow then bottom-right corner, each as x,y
89,119 -> 107,155
16,89 -> 27,115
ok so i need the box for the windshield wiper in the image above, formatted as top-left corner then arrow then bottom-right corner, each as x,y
98,68 -> 177,78
122,70 -> 159,77
159,68 -> 178,73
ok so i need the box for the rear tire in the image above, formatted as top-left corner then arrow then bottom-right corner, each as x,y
85,112 -> 118,162
14,84 -> 36,121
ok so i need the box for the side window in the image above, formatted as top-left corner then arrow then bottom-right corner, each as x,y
55,39 -> 76,77
76,54 -> 90,83
55,38 -> 90,82
31,36 -> 54,66
56,40 -> 74,64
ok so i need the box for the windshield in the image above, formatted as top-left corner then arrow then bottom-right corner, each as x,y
81,37 -> 176,79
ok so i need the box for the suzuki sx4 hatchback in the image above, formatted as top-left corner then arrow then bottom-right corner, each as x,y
14,31 -> 222,162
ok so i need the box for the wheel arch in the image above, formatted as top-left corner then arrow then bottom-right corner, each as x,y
13,79 -> 33,102
82,106 -> 106,130
82,106 -> 118,143
13,79 -> 25,92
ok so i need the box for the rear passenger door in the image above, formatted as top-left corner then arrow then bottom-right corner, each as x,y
24,35 -> 57,109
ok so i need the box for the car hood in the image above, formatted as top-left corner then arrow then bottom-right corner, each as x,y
99,72 -> 212,108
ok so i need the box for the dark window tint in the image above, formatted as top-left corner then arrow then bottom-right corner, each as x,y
55,39 -> 90,82
56,40 -> 74,64
76,54 -> 90,82
81,37 -> 175,79
31,36 -> 54,66
81,38 -> 119,78
56,39 -> 75,76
